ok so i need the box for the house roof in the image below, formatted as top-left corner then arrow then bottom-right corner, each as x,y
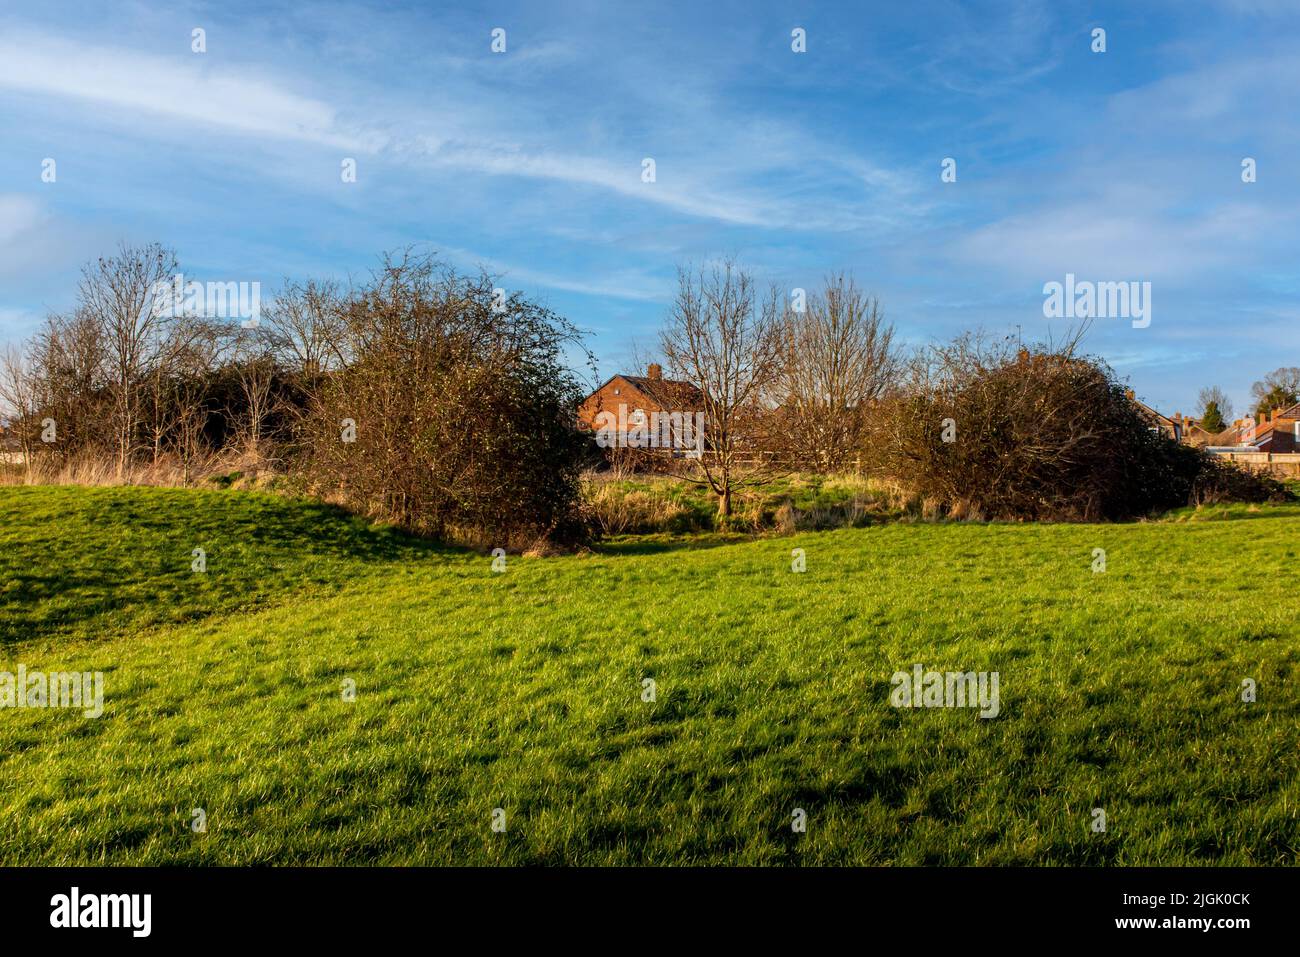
1130,396 -> 1174,427
588,373 -> 706,410
1241,402 -> 1299,442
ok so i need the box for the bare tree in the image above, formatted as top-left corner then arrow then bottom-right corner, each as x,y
173,319 -> 227,482
144,315 -> 222,465
230,326 -> 277,457
76,242 -> 179,475
0,343 -> 37,476
263,278 -> 344,378
659,261 -> 784,518
1196,385 -> 1234,423
27,311 -> 111,463
1249,366 -> 1300,418
769,274 -> 898,472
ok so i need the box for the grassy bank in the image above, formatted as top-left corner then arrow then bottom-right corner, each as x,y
0,486 -> 1296,864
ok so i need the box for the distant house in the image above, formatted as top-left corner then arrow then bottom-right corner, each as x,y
1128,393 -> 1225,447
1129,392 -> 1187,442
577,364 -> 707,453
1171,413 -> 1217,448
1213,417 -> 1255,449
1239,402 -> 1300,453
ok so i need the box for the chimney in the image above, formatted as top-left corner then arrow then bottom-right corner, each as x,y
647,363 -> 662,380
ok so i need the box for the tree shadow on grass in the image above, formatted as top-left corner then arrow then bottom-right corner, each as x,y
592,533 -> 755,557
222,498 -> 466,564
0,490 -> 471,647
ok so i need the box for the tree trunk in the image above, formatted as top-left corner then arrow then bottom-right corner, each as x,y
717,486 -> 731,518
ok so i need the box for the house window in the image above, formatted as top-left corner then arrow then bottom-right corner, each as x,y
613,388 -> 620,395
630,409 -> 646,426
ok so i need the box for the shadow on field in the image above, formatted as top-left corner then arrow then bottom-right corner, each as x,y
0,487 -> 468,646
593,534 -> 752,557
222,499 -> 462,563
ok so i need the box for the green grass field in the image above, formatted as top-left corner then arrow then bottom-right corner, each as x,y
1,485 -> 1296,864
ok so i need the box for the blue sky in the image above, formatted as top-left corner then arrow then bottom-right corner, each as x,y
1,0 -> 1298,418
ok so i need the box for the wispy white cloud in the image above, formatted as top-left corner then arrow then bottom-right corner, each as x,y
954,196 -> 1290,281
0,195 -> 76,284
0,195 -> 45,244
0,29 -> 377,151
0,22 -> 925,235
436,244 -> 668,303
913,0 -> 1064,94
952,48 -> 1300,283
0,28 -> 907,231
409,141 -> 776,227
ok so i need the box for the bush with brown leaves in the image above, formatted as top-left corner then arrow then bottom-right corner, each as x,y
877,336 -> 1288,521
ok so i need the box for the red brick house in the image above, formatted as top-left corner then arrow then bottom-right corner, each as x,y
577,365 -> 706,453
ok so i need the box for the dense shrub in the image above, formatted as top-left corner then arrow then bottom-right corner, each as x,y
878,337 -> 1290,521
1189,454 -> 1294,506
301,252 -> 591,548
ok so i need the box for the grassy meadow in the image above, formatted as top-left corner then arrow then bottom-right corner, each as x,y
0,485 -> 1297,864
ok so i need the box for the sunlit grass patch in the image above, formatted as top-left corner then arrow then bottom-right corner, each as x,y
0,486 -> 1296,864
